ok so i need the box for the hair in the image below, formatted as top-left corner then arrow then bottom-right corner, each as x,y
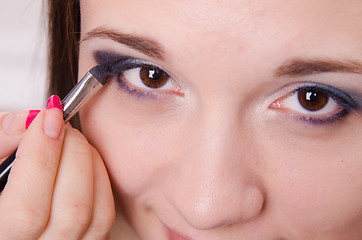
48,0 -> 81,127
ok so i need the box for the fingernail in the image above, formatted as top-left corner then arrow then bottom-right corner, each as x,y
43,95 -> 64,139
25,110 -> 41,129
46,95 -> 63,110
2,110 -> 35,136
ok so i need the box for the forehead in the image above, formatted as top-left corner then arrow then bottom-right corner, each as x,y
80,0 -> 362,45
80,0 -> 362,27
79,0 -> 362,76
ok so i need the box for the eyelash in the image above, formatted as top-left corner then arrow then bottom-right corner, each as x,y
102,57 -> 178,100
96,54 -> 361,125
270,83 -> 360,125
117,78 -> 158,99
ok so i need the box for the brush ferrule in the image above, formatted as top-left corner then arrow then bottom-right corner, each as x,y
62,72 -> 102,122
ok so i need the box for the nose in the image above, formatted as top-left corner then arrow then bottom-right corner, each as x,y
165,104 -> 265,230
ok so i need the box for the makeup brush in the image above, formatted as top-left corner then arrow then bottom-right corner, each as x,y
0,64 -> 110,191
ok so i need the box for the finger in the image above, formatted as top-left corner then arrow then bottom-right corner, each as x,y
39,126 -> 94,240
0,110 -> 39,158
82,147 -> 115,240
0,96 -> 64,240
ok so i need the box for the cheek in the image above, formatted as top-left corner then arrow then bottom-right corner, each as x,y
261,118 -> 362,233
79,83 -> 185,198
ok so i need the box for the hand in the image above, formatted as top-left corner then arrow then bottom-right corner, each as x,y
0,96 -> 115,240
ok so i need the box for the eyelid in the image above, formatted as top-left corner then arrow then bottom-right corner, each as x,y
94,51 -> 182,89
93,51 -> 185,101
111,58 -> 182,93
268,81 -> 362,125
296,83 -> 357,110
270,82 -> 358,108
93,50 -> 175,79
109,57 -> 165,74
121,67 -> 180,93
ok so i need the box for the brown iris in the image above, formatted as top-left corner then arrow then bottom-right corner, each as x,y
139,66 -> 169,88
297,88 -> 329,111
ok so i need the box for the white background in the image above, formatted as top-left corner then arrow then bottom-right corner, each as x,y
0,0 -> 47,112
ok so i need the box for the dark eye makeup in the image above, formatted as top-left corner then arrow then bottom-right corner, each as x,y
271,82 -> 362,125
93,50 -> 177,99
93,50 -> 362,125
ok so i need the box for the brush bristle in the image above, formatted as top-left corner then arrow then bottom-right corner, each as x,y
89,65 -> 110,85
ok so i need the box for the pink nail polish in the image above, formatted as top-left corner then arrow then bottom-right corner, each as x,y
47,95 -> 63,110
44,95 -> 64,139
25,110 -> 41,129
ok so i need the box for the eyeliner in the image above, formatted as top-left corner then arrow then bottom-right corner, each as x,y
0,64 -> 110,191
297,83 -> 359,112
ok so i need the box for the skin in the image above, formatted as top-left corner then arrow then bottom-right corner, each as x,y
0,0 -> 361,240
78,0 -> 362,239
0,107 -> 114,239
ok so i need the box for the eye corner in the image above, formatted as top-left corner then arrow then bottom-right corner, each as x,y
269,100 -> 284,110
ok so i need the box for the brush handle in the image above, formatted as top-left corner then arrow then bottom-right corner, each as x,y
0,71 -> 103,192
0,151 -> 16,191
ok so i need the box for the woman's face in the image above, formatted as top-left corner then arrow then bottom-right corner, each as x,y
78,0 -> 362,239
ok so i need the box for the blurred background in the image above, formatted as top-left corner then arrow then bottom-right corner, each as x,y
0,0 -> 47,112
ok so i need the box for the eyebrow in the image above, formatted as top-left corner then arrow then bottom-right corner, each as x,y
82,27 -> 165,60
275,59 -> 362,77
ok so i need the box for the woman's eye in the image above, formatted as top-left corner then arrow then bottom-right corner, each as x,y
120,66 -> 181,94
297,88 -> 331,112
139,67 -> 169,88
269,85 -> 353,122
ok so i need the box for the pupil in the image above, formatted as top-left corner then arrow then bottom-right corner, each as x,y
306,92 -> 318,101
298,88 -> 329,111
140,67 -> 169,89
148,69 -> 162,80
